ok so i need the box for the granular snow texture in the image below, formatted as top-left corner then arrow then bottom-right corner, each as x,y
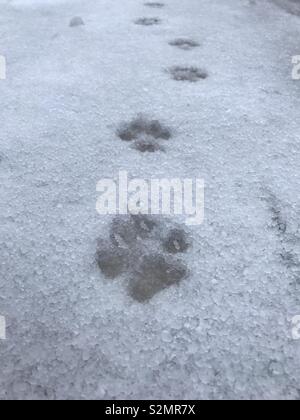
0,0 -> 300,400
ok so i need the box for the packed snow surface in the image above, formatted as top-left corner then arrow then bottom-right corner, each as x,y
0,0 -> 300,400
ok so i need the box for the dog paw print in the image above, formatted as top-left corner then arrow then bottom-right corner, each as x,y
169,39 -> 200,50
144,2 -> 165,8
96,215 -> 191,302
168,66 -> 208,82
69,17 -> 85,27
134,17 -> 161,26
117,115 -> 172,153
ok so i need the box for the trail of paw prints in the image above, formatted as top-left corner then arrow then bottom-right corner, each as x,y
169,38 -> 200,51
117,115 -> 172,153
96,215 -> 191,302
167,66 -> 208,82
135,17 -> 161,26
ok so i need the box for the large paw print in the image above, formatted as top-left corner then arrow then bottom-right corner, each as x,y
96,215 -> 191,302
117,115 -> 172,153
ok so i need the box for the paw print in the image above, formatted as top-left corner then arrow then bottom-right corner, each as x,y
168,66 -> 208,82
96,214 -> 191,302
169,39 -> 200,50
69,17 -> 85,27
134,17 -> 161,26
144,2 -> 165,8
117,115 -> 172,153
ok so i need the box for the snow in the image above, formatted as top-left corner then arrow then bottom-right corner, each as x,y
0,0 -> 300,400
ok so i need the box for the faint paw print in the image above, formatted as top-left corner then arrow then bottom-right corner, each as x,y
144,2 -> 165,8
134,17 -> 161,26
169,39 -> 200,51
69,16 -> 85,27
96,215 -> 191,302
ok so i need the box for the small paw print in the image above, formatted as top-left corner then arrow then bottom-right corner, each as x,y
117,115 -> 172,153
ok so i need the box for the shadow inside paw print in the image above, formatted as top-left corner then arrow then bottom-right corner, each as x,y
96,244 -> 128,279
96,215 -> 191,302
169,38 -> 200,50
134,17 -> 161,26
117,115 -> 171,153
129,254 -> 187,302
168,66 -> 208,82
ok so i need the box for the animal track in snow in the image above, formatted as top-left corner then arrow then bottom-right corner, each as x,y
96,215 -> 191,302
134,17 -> 161,26
168,66 -> 208,82
117,115 -> 171,153
69,17 -> 85,27
169,38 -> 200,50
118,116 -> 171,141
144,2 -> 165,8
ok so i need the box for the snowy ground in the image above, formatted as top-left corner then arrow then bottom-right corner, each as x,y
0,0 -> 300,400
